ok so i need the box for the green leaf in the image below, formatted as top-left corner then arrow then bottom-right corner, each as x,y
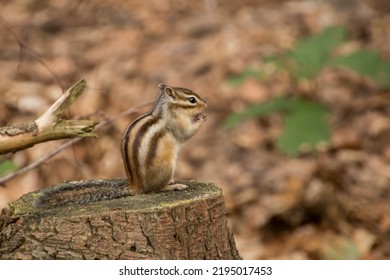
377,62 -> 390,88
227,69 -> 264,86
223,97 -> 293,129
289,26 -> 346,79
330,50 -> 382,76
322,238 -> 361,260
277,100 -> 330,156
224,97 -> 330,156
226,26 -> 347,86
0,160 -> 18,176
330,50 -> 390,88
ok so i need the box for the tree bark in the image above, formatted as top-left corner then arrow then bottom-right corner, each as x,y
0,179 -> 241,260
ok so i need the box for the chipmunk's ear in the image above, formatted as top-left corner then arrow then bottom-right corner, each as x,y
164,86 -> 176,99
158,83 -> 176,99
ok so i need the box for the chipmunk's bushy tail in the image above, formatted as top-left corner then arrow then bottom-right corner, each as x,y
34,178 -> 132,207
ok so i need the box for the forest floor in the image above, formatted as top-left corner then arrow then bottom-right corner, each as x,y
1,0 -> 390,259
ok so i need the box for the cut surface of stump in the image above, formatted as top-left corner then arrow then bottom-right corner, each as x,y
0,179 -> 241,260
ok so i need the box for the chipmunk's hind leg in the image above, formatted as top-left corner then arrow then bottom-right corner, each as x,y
161,181 -> 188,191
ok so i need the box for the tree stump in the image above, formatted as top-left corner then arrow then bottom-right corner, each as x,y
0,179 -> 241,260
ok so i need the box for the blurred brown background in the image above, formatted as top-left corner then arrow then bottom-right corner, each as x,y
1,0 -> 390,259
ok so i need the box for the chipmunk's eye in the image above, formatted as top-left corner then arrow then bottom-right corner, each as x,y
187,96 -> 196,104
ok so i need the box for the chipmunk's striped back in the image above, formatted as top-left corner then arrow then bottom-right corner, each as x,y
121,84 -> 207,194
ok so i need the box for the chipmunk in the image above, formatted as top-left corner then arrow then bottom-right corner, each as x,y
35,84 -> 207,207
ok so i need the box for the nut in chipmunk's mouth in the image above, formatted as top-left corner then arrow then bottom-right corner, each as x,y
192,112 -> 207,123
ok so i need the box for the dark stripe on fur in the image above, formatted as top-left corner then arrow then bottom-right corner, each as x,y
121,115 -> 146,186
146,129 -> 166,166
132,116 -> 160,185
174,87 -> 206,104
168,103 -> 197,110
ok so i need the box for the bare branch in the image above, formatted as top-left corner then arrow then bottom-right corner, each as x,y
0,79 -> 98,154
